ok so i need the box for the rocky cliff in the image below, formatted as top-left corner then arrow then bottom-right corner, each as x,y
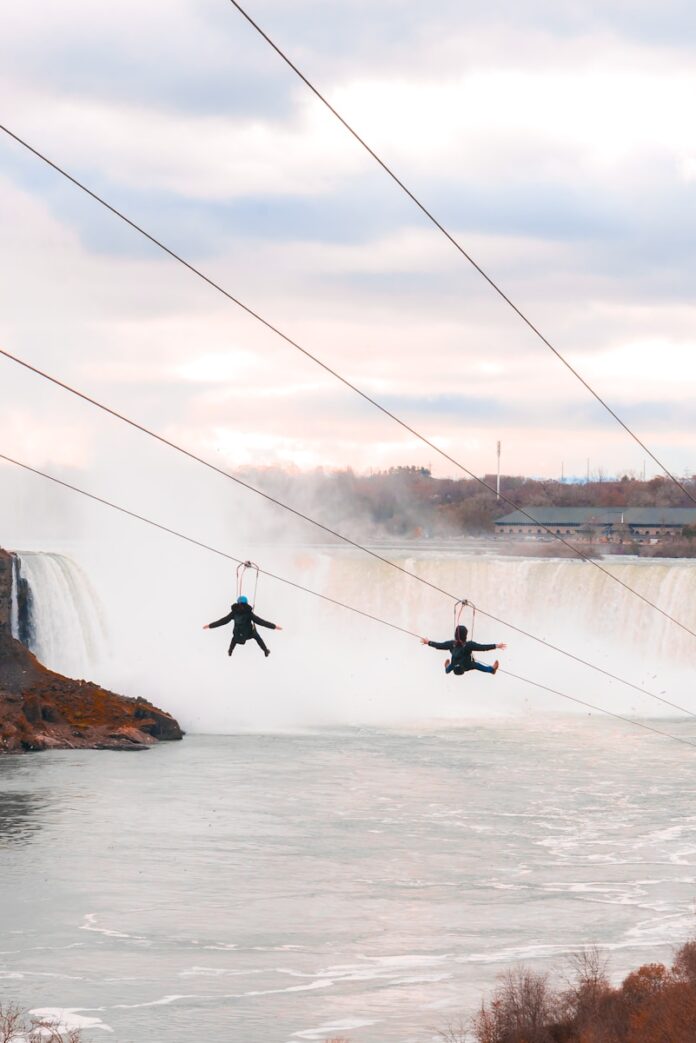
0,548 -> 182,753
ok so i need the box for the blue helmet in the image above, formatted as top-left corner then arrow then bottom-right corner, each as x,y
237,595 -> 249,605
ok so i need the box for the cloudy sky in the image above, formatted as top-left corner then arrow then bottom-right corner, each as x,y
2,0 -> 696,500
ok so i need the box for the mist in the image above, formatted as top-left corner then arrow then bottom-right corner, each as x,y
4,454 -> 695,735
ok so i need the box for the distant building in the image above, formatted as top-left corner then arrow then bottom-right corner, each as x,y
494,507 -> 696,541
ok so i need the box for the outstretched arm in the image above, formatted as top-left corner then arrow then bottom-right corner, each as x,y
203,611 -> 234,630
468,641 -> 507,652
421,638 -> 454,651
251,612 -> 280,630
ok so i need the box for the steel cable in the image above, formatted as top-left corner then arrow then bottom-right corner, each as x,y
2,449 -> 694,749
0,138 -> 692,639
225,0 -> 696,507
1,448 -> 693,720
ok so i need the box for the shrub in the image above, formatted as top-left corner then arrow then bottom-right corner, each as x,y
466,937 -> 696,1043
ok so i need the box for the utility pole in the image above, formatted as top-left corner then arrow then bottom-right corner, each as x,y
586,458 -> 590,485
496,441 -> 501,500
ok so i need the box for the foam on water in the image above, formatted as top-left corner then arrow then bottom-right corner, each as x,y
29,1009 -> 113,1034
292,1018 -> 378,1040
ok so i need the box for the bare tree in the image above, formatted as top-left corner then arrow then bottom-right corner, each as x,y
560,947 -> 612,1037
472,967 -> 561,1043
0,1005 -> 85,1043
435,1018 -> 469,1042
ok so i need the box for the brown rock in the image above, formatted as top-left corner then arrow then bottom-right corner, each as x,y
0,547 -> 183,754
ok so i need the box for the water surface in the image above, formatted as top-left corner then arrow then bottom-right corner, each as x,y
1,724 -> 695,1041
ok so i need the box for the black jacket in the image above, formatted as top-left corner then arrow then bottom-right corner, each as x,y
208,603 -> 276,644
427,638 -> 496,673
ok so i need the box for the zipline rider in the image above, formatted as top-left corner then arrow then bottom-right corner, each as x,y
203,596 -> 283,658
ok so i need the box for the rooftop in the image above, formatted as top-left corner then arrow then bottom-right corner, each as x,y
495,507 -> 696,526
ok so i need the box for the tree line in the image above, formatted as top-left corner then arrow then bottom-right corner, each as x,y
240,466 -> 696,537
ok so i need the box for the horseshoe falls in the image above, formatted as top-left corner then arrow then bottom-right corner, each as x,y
320,551 -> 696,671
6,544 -> 695,729
54,536 -> 694,735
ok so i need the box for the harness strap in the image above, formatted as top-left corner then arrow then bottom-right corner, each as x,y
454,598 -> 476,643
236,560 -> 261,606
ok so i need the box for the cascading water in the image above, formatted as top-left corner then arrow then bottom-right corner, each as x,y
9,553 -> 34,647
321,552 -> 696,667
306,549 -> 696,721
25,535 -> 694,731
10,552 -> 107,679
9,555 -> 19,639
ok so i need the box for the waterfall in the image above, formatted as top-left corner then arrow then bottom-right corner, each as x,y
11,552 -> 107,679
10,555 -> 19,639
321,552 -> 696,666
41,539 -> 692,730
309,550 -> 696,719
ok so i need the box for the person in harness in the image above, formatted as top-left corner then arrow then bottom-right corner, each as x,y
203,596 -> 282,658
421,625 -> 506,675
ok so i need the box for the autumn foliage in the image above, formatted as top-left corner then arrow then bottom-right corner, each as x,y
467,940 -> 696,1043
240,466 -> 696,537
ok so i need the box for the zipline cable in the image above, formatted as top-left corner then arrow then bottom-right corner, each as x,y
2,449 -> 695,750
0,446 -> 692,720
0,451 -> 418,640
499,670 -> 696,750
2,342 -> 696,711
0,136 -> 692,647
1,129 -> 673,585
225,0 -> 696,509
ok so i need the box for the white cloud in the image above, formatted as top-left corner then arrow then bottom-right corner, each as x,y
681,156 -> 696,181
0,408 -> 92,469
5,82 -> 362,198
3,5 -> 696,483
330,63 -> 696,180
572,335 -> 696,400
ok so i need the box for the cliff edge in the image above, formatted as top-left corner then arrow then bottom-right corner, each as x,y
0,548 -> 182,753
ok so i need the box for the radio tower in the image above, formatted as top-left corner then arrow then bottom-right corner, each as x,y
496,441 -> 501,501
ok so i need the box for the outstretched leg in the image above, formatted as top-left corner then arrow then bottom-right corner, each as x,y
470,659 -> 497,675
253,631 -> 270,657
228,638 -> 238,657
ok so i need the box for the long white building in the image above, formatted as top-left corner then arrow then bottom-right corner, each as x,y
494,507 -> 696,540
